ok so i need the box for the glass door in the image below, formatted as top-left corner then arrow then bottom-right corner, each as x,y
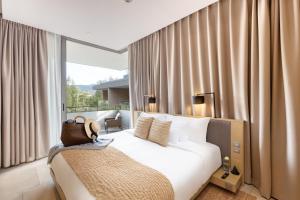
61,39 -> 130,133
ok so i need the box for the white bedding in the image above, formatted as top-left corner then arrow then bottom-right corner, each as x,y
51,129 -> 221,200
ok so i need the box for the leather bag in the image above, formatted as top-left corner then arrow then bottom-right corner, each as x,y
61,116 -> 93,147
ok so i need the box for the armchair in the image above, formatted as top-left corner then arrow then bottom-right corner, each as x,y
104,113 -> 122,133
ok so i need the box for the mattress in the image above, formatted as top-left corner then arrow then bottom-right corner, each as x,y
50,129 -> 221,200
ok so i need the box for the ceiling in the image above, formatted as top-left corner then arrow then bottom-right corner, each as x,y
2,0 -> 218,51
67,41 -> 128,70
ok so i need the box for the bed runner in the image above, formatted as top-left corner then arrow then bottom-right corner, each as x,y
61,147 -> 174,200
48,139 -> 113,164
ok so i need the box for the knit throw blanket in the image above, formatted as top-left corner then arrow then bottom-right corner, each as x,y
61,147 -> 174,200
48,139 -> 113,164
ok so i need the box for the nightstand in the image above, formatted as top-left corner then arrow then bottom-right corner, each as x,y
210,168 -> 242,193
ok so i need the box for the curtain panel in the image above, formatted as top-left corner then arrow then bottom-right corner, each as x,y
128,0 -> 300,199
0,19 -> 49,168
47,32 -> 62,147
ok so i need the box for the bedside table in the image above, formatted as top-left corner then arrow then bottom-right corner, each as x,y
210,168 -> 242,193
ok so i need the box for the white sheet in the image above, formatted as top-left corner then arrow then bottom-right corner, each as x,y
51,129 -> 221,200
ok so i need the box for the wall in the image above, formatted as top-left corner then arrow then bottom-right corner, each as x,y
102,90 -> 108,101
108,88 -> 129,105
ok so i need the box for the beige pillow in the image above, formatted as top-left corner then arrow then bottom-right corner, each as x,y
134,117 -> 154,139
148,119 -> 172,147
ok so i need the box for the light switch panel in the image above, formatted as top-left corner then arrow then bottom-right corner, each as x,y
233,142 -> 240,148
234,149 -> 240,153
233,142 -> 240,153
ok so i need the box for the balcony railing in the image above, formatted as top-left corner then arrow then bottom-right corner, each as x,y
67,104 -> 130,113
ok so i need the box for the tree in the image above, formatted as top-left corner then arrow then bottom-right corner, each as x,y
66,77 -> 105,112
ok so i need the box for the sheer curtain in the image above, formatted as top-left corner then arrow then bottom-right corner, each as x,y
47,32 -> 62,147
129,0 -> 300,199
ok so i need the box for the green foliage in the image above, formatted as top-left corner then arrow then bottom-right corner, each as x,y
66,77 -> 129,113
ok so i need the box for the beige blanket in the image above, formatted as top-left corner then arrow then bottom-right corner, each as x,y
61,147 -> 174,200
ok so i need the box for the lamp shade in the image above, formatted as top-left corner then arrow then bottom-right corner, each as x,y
148,97 -> 156,104
192,95 -> 204,104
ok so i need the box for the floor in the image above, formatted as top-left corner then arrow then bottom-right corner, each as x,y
0,158 -> 58,200
0,158 -> 268,200
197,184 -> 256,200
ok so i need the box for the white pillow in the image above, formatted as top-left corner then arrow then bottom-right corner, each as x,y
168,115 -> 211,144
139,112 -> 171,121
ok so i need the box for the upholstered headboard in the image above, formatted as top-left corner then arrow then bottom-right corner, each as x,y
206,118 -> 244,180
206,119 -> 231,159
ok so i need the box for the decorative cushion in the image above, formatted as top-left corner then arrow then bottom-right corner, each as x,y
114,112 -> 121,120
148,119 -> 172,147
134,117 -> 154,139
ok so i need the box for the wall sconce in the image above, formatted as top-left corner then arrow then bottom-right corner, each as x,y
148,97 -> 156,104
143,95 -> 156,112
192,95 -> 205,104
192,92 -> 216,118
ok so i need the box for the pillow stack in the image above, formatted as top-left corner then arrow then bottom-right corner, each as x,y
134,116 -> 172,147
134,112 -> 211,148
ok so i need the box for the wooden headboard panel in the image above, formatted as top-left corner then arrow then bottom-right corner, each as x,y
133,111 -> 245,181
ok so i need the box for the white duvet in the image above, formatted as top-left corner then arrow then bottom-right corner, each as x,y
51,129 -> 221,200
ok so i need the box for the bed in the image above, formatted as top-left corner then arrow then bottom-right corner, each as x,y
50,112 -> 244,200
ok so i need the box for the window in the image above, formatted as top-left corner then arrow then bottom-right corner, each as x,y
62,39 -> 130,132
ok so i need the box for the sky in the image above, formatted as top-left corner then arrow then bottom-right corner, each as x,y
67,62 -> 128,85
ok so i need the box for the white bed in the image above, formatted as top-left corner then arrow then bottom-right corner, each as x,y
51,129 -> 221,200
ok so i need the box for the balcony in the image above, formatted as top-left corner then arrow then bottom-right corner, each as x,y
67,105 -> 131,134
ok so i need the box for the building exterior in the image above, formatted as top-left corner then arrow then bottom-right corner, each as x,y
93,75 -> 129,106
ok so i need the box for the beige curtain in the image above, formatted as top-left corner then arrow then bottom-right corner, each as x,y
128,0 -> 300,199
0,19 -> 49,168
